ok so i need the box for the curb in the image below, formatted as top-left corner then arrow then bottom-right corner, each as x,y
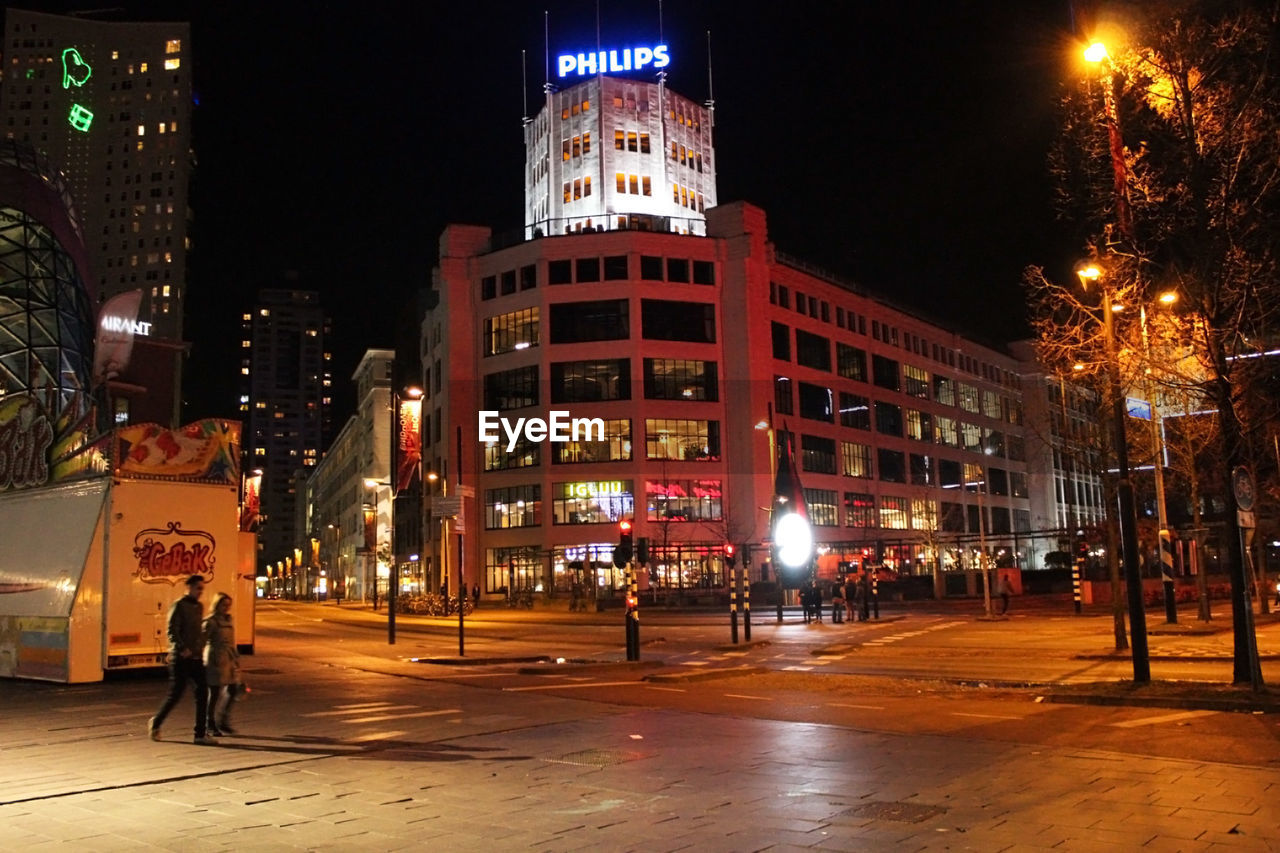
1073,653 -> 1280,662
1042,693 -> 1280,713
711,640 -> 771,652
645,665 -> 763,684
517,660 -> 664,675
412,655 -> 551,666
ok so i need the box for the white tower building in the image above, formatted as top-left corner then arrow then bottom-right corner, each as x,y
524,72 -> 716,237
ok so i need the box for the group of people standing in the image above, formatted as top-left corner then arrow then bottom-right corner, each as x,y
148,574 -> 243,745
802,573 -> 874,624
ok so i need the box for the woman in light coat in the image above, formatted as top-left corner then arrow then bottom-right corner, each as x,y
203,592 -> 241,735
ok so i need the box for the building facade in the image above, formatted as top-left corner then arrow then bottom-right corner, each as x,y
0,9 -> 193,424
423,201 -> 1035,598
524,75 -> 716,238
302,349 -> 392,603
240,289 -> 332,573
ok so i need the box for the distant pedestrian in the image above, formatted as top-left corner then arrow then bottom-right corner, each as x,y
149,575 -> 215,745
831,581 -> 845,623
472,584 -> 481,606
810,580 -> 823,622
203,592 -> 241,736
998,575 -> 1012,615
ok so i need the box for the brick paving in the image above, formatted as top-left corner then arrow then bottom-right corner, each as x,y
3,648 -> 1280,851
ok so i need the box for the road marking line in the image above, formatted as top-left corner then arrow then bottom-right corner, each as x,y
341,709 -> 461,724
724,693 -> 772,701
782,665 -> 813,671
350,730 -> 407,742
646,686 -> 686,693
829,703 -> 885,710
1109,710 -> 1218,728
951,712 -> 1021,720
503,680 -> 641,692
304,704 -> 409,718
681,661 -> 709,667
334,702 -> 398,710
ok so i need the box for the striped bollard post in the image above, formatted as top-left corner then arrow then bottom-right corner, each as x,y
1161,529 -> 1177,623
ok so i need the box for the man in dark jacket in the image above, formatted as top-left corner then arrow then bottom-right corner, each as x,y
149,574 -> 214,745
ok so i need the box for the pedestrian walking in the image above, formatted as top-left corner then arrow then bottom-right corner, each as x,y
998,575 -> 1012,615
149,574 -> 215,745
203,592 -> 241,736
859,571 -> 871,622
471,584 -> 480,606
831,580 -> 845,623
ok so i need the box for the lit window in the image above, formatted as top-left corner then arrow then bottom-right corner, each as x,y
136,141 -> 144,151
642,176 -> 651,196
260,309 -> 270,316
242,313 -> 251,321
253,447 -> 265,456
255,401 -> 266,408
158,122 -> 166,134
164,58 -> 180,70
583,176 -> 591,196
165,40 -> 181,54
162,284 -> 171,296
112,50 -> 119,60
137,124 -> 145,136
616,172 -> 625,193
170,120 -> 178,132
239,395 -> 249,403
140,62 -> 148,73
629,174 -> 638,194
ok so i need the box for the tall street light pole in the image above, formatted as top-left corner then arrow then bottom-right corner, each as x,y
365,477 -> 392,642
1141,297 -> 1179,623
1079,265 -> 1151,683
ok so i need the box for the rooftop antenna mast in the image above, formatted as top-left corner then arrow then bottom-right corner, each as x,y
705,30 -> 715,130
522,49 -> 530,125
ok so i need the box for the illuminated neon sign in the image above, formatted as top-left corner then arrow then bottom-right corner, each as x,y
557,45 -> 669,78
100,315 -> 152,336
68,104 -> 93,132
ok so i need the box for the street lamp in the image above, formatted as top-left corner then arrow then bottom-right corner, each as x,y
1077,263 -> 1151,683
1083,42 -> 1135,243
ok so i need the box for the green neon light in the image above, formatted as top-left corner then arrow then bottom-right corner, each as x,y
24,68 -> 35,80
61,48 -> 91,89
68,104 -> 93,132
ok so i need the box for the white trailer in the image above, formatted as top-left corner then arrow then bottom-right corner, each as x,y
0,476 -> 255,683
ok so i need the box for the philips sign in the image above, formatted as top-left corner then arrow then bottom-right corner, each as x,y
557,45 -> 670,78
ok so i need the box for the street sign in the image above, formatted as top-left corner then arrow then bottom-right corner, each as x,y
432,496 -> 462,518
1238,510 -> 1256,530
1232,466 -> 1256,512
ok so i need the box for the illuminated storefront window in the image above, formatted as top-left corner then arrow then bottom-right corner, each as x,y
645,479 -> 722,522
552,481 -> 634,524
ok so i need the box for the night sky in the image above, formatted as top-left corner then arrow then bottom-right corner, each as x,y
21,1 -> 1085,426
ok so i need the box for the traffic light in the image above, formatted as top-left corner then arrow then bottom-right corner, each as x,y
613,520 -> 633,567
636,537 -> 650,565
724,543 -> 737,568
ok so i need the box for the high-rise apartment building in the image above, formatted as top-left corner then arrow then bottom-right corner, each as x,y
0,8 -> 193,424
241,289 -> 332,572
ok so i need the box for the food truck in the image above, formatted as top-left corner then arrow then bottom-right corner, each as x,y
0,414 -> 255,683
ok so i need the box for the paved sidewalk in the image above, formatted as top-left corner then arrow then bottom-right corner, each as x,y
2,651 -> 1278,850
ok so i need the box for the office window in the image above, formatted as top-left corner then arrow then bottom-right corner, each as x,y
909,453 -> 933,486
640,255 -> 663,280
879,495 -> 909,529
483,366 -> 538,410
804,488 -> 839,527
933,375 -> 956,406
872,355 -> 900,391
959,383 -> 980,413
982,389 -> 1003,420
616,172 -> 626,193
874,401 -> 903,436
520,264 -> 537,290
911,497 -> 937,531
772,322 -> 791,361
551,359 -> 630,402
904,364 -> 929,398
548,259 -> 572,285
934,415 -> 959,447
800,434 -> 837,474
500,270 -> 517,295
481,275 -> 496,300
878,449 -> 906,483
484,484 -> 541,529
774,376 -> 793,415
643,359 -> 718,401
795,330 -> 832,371
640,299 -> 715,343
961,421 -> 983,452
576,257 -> 601,283
666,258 -> 690,283
603,255 -> 628,280
645,419 -> 720,461
905,409 -> 932,442
845,492 -> 876,528
640,133 -> 650,153
615,130 -> 625,150
988,467 -> 1010,496
776,285 -> 791,309
1010,471 -> 1029,498
692,260 -> 715,285
646,479 -> 722,522
837,343 -> 867,382
642,176 -> 651,196
554,419 -> 632,464
798,382 -> 834,423
550,299 -> 629,343
482,307 -> 539,356
841,441 -> 872,478
484,437 -> 541,471
839,393 -> 871,430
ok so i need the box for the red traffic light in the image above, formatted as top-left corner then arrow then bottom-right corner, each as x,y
724,543 -> 735,556
619,520 -> 632,533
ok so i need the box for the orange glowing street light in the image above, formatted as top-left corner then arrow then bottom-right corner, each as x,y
1083,42 -> 1109,63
